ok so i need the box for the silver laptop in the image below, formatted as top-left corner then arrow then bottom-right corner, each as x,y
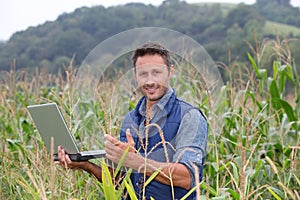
27,102 -> 106,161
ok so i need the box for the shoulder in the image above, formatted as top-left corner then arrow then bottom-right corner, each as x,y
182,108 -> 207,128
123,109 -> 137,124
176,98 -> 207,121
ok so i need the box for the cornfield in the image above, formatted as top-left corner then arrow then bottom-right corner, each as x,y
0,37 -> 299,200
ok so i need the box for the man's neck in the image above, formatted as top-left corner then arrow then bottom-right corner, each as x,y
145,100 -> 156,119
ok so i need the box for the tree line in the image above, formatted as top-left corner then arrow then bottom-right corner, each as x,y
0,0 -> 299,78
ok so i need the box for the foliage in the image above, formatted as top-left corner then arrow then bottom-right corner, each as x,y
0,35 -> 299,199
255,0 -> 300,26
263,21 -> 300,38
0,0 -> 299,75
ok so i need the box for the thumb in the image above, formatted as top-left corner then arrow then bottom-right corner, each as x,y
126,128 -> 135,148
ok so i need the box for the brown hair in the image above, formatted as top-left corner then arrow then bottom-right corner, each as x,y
131,41 -> 171,67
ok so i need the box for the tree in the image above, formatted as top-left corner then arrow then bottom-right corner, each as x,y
0,1 -> 299,72
256,0 -> 291,7
224,4 -> 264,29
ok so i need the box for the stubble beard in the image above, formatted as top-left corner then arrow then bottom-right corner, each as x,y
141,85 -> 168,102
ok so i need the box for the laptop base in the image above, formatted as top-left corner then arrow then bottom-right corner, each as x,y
53,150 -> 106,162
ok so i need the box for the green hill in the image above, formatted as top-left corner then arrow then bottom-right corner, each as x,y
195,2 -> 300,38
0,0 -> 299,73
194,2 -> 240,15
263,21 -> 300,37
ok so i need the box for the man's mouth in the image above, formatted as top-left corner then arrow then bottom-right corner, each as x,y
144,86 -> 159,94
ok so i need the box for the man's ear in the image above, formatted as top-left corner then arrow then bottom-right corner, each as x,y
169,65 -> 175,78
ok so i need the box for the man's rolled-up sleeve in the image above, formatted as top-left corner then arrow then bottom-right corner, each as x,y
173,108 -> 208,188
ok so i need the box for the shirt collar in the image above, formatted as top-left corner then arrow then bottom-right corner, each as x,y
138,87 -> 174,116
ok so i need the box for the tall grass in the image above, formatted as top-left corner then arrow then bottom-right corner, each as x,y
0,36 -> 299,199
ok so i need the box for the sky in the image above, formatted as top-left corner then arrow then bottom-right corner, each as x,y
1,0 -> 299,41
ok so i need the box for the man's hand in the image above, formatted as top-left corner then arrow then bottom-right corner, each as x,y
104,129 -> 191,189
104,129 -> 136,165
56,146 -> 89,170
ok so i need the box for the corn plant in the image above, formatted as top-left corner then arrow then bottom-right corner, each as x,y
0,37 -> 299,199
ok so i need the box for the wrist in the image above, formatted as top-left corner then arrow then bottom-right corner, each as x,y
82,161 -> 92,171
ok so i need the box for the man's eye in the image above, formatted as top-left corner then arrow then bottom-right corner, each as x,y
153,70 -> 161,75
139,72 -> 147,76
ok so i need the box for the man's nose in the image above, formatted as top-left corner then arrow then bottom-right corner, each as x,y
145,81 -> 155,87
145,74 -> 155,85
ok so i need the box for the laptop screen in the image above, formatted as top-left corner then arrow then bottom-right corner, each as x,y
27,103 -> 79,154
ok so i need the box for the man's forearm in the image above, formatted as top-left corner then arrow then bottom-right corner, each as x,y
125,152 -> 191,190
83,154 -> 191,189
145,161 -> 191,190
104,134 -> 192,190
83,161 -> 103,182
83,161 -> 119,183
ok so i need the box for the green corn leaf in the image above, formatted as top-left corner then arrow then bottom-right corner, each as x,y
269,78 -> 280,99
16,91 -> 27,106
211,162 -> 219,172
259,68 -> 267,81
129,100 -> 136,110
116,168 -> 133,199
273,61 -> 279,79
200,182 -> 217,196
281,64 -> 295,85
5,123 -> 13,134
7,139 -> 21,152
278,74 -> 286,94
229,161 -> 239,186
251,159 -> 263,180
114,146 -> 130,178
211,196 -> 227,200
219,141 -> 225,155
279,99 -> 297,122
101,161 -> 116,200
116,183 -> 125,199
269,78 -> 283,111
16,177 -> 40,199
225,188 -> 240,200
180,184 -> 197,200
294,173 -> 300,186
144,167 -> 161,187
245,90 -> 262,110
267,187 -> 282,200
247,53 -> 260,79
283,159 -> 290,169
124,179 -> 138,200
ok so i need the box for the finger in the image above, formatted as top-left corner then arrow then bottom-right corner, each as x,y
61,148 -> 66,162
104,139 -> 117,154
57,146 -> 66,163
104,141 -> 114,153
126,129 -> 135,146
61,148 -> 69,168
65,154 -> 72,165
104,134 -> 119,145
57,146 -> 62,161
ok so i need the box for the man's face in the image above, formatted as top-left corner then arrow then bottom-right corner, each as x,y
135,54 -> 174,105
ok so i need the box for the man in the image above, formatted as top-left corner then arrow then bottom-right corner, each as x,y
57,41 -> 208,199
